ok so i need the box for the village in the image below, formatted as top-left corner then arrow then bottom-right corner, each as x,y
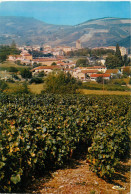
5,40 -> 130,83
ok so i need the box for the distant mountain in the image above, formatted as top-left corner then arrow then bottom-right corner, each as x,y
0,16 -> 130,48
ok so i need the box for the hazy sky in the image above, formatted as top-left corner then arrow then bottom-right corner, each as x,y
0,1 -> 130,25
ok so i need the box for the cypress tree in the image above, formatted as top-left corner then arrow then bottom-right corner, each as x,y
115,43 -> 122,60
115,43 -> 123,66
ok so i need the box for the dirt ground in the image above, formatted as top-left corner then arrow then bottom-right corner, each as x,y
26,159 -> 130,194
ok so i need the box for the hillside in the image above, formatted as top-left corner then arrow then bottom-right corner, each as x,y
0,16 -> 130,48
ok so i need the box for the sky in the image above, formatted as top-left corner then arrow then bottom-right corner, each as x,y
0,1 -> 130,25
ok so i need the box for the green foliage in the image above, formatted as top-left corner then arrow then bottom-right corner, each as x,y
115,44 -> 122,61
87,122 -> 130,178
20,69 -> 32,79
44,71 -> 80,94
29,50 -> 53,58
123,66 -> 131,76
0,52 -> 8,63
105,54 -> 123,69
113,80 -> 126,86
66,48 -> 114,57
37,71 -> 45,77
6,78 -> 15,83
76,58 -> 89,67
0,94 -> 130,192
96,76 -> 103,84
22,82 -> 30,94
0,80 -> 8,92
51,62 -> 57,66
0,44 -> 20,63
12,74 -> 20,81
8,67 -> 18,73
29,77 -> 43,84
81,82 -> 130,91
15,60 -> 22,66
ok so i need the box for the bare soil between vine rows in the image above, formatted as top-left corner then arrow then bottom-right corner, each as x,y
26,159 -> 130,194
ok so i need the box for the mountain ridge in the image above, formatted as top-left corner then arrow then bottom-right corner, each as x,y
0,16 -> 130,48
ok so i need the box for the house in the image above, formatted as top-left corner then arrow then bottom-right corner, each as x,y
62,47 -> 72,53
105,69 -> 121,77
57,61 -> 76,69
76,66 -> 107,73
81,70 -> 99,76
90,73 -> 111,82
8,50 -> 33,62
8,55 -> 23,61
32,65 -> 61,74
52,50 -> 64,56
22,53 -> 33,61
86,66 -> 107,73
63,68 -> 74,76
72,71 -> 86,81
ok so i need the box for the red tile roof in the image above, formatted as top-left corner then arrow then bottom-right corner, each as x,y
105,69 -> 119,74
90,73 -> 111,78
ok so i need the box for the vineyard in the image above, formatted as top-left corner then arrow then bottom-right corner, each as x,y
0,93 -> 130,192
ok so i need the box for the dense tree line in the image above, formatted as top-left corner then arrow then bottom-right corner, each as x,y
66,48 -> 115,57
28,50 -> 53,58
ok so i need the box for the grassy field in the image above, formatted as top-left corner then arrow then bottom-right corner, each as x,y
0,61 -> 29,71
28,83 -> 44,94
6,83 -> 44,94
5,82 -> 24,93
78,89 -> 131,95
5,81 -> 131,95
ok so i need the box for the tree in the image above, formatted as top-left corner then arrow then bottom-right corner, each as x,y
20,69 -> 32,79
76,58 -> 89,67
96,76 -> 103,84
11,40 -> 16,48
123,66 -> 131,76
123,54 -> 130,66
115,43 -> 123,66
0,53 -> 7,63
29,77 -> 43,84
0,44 -> 20,63
115,44 -> 122,60
51,62 -> 57,66
44,71 -> 79,94
37,71 -> 45,77
105,54 -> 123,69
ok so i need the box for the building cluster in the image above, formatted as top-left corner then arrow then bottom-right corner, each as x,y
7,42 -> 130,82
8,49 -> 33,64
16,40 -> 82,58
8,40 -> 82,65
32,63 -> 123,82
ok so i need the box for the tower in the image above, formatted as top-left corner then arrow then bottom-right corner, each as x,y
76,40 -> 82,49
